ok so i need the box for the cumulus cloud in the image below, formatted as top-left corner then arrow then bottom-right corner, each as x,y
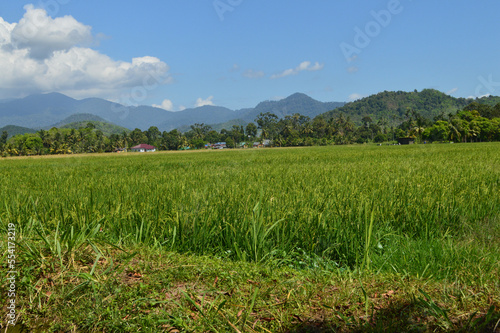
11,4 -> 92,59
243,69 -> 265,79
0,5 -> 171,100
153,99 -> 174,111
195,96 -> 214,107
270,61 -> 324,79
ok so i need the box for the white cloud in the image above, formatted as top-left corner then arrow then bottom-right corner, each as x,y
0,5 -> 171,100
348,93 -> 364,101
446,87 -> 459,95
179,105 -> 186,111
0,17 -> 16,44
243,69 -> 265,79
11,4 -> 92,59
347,66 -> 359,73
347,54 -> 358,63
271,61 -> 324,79
195,96 -> 214,107
308,62 -> 324,71
466,94 -> 490,99
230,63 -> 240,72
153,99 -> 174,111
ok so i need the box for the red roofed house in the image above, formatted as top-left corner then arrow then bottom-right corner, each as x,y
130,144 -> 156,152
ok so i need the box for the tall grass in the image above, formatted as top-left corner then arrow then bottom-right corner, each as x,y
1,143 -> 499,282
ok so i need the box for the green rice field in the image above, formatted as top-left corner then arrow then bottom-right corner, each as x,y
1,143 -> 499,332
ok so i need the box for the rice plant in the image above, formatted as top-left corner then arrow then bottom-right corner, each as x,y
1,144 -> 498,277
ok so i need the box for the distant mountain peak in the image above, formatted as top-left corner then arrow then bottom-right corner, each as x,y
286,92 -> 313,100
0,92 -> 345,131
49,113 -> 109,128
23,92 -> 75,101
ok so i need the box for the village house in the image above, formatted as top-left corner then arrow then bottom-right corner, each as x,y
253,142 -> 263,148
212,142 -> 226,149
130,144 -> 156,152
397,137 -> 415,145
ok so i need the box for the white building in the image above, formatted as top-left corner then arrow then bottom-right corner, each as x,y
130,144 -> 156,152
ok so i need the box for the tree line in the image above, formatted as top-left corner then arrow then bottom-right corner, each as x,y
1,101 -> 499,157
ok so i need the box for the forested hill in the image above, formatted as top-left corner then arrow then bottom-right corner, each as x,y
243,93 -> 345,120
320,89 -> 492,125
49,113 -> 109,127
0,125 -> 36,138
58,120 -> 131,136
476,95 -> 500,107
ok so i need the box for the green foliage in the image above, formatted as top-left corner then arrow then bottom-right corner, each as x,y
255,112 -> 279,139
0,144 -> 499,331
374,133 -> 387,142
0,130 -> 7,145
49,112 -> 117,127
322,89 -> 473,125
1,97 -> 500,157
0,125 -> 37,138
245,122 -> 258,138
59,120 -> 130,137
423,120 -> 450,142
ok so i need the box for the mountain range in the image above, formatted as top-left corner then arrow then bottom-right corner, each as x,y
1,89 -> 498,136
0,92 -> 345,132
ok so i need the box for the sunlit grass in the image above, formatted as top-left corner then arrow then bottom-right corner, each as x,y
1,143 -> 499,331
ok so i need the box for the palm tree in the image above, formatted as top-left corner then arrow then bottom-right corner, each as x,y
413,126 -> 425,143
301,123 -> 313,137
261,128 -> 269,140
448,122 -> 461,142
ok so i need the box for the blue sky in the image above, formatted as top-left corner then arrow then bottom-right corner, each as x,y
0,0 -> 499,111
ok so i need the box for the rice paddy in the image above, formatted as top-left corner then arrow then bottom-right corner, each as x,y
1,143 -> 499,332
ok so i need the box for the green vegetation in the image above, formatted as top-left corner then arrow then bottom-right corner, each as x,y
50,113 -> 111,127
1,125 -> 127,156
1,144 -> 499,332
475,95 -> 500,107
322,89 -> 473,124
58,120 -> 131,137
2,97 -> 499,157
0,125 -> 36,138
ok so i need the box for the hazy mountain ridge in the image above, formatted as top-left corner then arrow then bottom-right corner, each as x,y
1,90 -> 495,134
0,92 -> 345,131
